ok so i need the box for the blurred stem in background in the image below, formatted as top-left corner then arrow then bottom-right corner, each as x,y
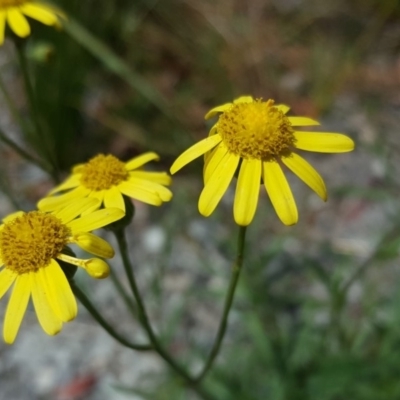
0,49 -> 57,179
195,226 -> 247,382
64,18 -> 178,124
14,41 -> 60,182
109,267 -> 139,319
0,127 -> 48,173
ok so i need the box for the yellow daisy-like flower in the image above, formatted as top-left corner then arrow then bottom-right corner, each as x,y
0,0 -> 64,45
0,200 -> 124,344
170,96 -> 355,226
37,153 -> 173,215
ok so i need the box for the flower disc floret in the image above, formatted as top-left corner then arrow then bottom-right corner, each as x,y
219,99 -> 296,160
80,154 -> 129,191
0,211 -> 70,274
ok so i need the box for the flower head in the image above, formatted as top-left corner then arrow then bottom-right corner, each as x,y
38,153 -> 173,215
170,96 -> 355,226
0,1 -> 64,45
0,202 -> 124,343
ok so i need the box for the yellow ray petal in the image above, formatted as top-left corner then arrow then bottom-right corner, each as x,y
233,96 -> 254,104
32,270 -> 62,335
42,260 -> 77,322
204,102 -> 233,120
72,163 -> 84,173
234,159 -> 262,226
198,152 -> 239,217
38,185 -> 91,211
207,123 -> 218,137
276,104 -> 290,114
125,152 -> 160,170
4,274 -> 32,344
2,211 -> 24,224
289,117 -> 320,126
263,161 -> 298,226
104,186 -> 125,212
203,143 -> 228,184
49,174 -> 81,194
118,182 -> 163,206
67,208 -> 125,233
170,134 -> 222,174
0,11 -> 6,45
53,198 -> 101,224
282,153 -> 327,201
0,268 -> 17,300
130,171 -> 171,186
7,8 -> 30,37
20,3 -> 59,26
204,137 -> 218,166
126,177 -> 173,201
294,132 -> 355,153
88,189 -> 105,203
72,232 -> 115,258
31,2 -> 65,18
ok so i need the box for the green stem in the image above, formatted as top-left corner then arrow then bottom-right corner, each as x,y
71,280 -> 152,351
195,226 -> 247,382
0,68 -> 54,174
0,128 -> 49,171
341,224 -> 400,293
15,43 -> 39,137
114,229 -> 216,400
327,285 -> 348,349
0,71 -> 30,135
109,267 -> 138,318
64,18 -> 172,118
14,42 -> 59,182
0,172 -> 21,210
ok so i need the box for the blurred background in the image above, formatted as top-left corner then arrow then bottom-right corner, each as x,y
0,0 -> 400,399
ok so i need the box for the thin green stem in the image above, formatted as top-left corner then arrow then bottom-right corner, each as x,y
14,42 -> 59,182
109,267 -> 138,318
0,71 -> 30,134
114,229 -> 216,400
341,224 -> 400,293
0,69 -> 53,174
194,226 -> 247,383
0,172 -> 21,210
0,128 -> 49,171
15,44 -> 40,139
71,280 -> 152,351
64,18 -> 171,118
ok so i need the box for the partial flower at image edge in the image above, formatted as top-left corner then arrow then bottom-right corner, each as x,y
0,200 -> 124,344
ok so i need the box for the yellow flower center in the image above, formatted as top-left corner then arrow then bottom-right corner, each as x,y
0,211 -> 70,274
80,154 -> 129,191
0,0 -> 29,7
218,99 -> 296,160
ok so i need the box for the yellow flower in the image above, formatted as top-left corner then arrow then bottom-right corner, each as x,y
38,153 -> 173,215
170,96 -> 355,226
0,1 -> 64,45
0,201 -> 124,344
